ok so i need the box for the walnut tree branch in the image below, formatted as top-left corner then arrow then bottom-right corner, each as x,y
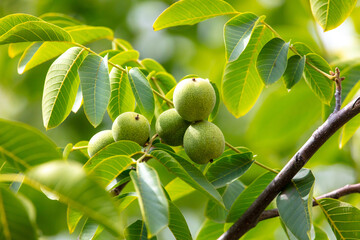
258,183 -> 360,221
218,95 -> 360,240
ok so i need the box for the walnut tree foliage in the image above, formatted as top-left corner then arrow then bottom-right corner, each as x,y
0,0 -> 360,239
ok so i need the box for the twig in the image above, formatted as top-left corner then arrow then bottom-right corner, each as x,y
258,183 -> 360,221
218,95 -> 360,240
136,134 -> 158,163
111,133 -> 158,197
152,89 -> 174,107
225,142 -> 278,174
330,67 -> 345,113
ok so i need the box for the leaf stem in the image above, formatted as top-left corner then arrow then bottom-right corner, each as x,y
152,89 -> 174,107
260,20 -> 335,80
225,142 -> 278,174
137,134 -> 158,163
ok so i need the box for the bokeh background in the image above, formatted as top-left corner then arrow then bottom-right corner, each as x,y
1,0 -> 360,239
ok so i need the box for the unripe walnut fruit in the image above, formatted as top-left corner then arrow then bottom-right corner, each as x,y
155,108 -> 191,146
184,121 -> 225,164
87,130 -> 114,157
173,78 -> 216,122
112,112 -> 150,146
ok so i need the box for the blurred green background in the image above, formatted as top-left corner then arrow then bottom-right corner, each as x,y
1,0 -> 360,239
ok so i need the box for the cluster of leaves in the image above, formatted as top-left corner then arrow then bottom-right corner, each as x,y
0,0 -> 360,239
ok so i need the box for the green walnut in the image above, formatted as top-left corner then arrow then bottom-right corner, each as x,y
184,121 -> 225,164
88,130 -> 114,157
112,112 -> 150,146
155,108 -> 191,146
173,77 -> 216,122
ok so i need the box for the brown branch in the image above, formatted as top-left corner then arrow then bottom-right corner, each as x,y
258,183 -> 360,221
218,95 -> 360,240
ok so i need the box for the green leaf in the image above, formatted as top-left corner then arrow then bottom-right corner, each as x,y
292,42 -> 313,56
79,54 -> 110,127
209,82 -> 220,122
303,53 -> 334,105
141,58 -> 166,73
79,218 -> 103,240
339,80 -> 360,148
62,143 -> 73,160
110,169 -> 132,191
83,141 -> 141,172
113,38 -> 133,51
168,201 -> 192,240
165,178 -> 196,202
152,143 -> 175,153
109,50 -> 139,66
314,225 -> 329,240
318,198 -> 360,239
128,68 -> 155,121
25,160 -> 121,236
107,68 -> 135,121
42,47 -> 88,129
73,141 -> 89,158
0,13 -> 72,45
99,50 -> 122,58
310,0 -> 357,31
67,207 -> 83,234
72,86 -> 83,113
195,219 -> 224,240
277,169 -> 315,240
151,150 -> 224,207
18,25 -> 113,73
205,180 -> 245,223
8,42 -> 31,58
227,172 -> 276,222
256,37 -> 290,85
283,55 -> 306,90
280,219 -> 298,240
153,72 -> 177,94
115,192 -> 138,213
0,119 -> 61,171
205,152 -> 253,188
40,12 -> 83,27
153,0 -> 237,30
0,187 -> 37,240
224,13 -> 263,61
222,24 -> 273,118
87,155 -> 133,187
124,220 -> 157,240
130,162 -> 169,237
